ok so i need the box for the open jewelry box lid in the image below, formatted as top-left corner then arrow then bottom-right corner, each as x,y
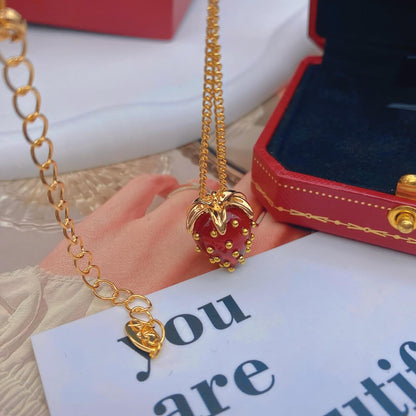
309,0 -> 416,50
263,0 -> 416,196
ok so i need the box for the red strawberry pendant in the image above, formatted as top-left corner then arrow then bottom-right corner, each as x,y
186,190 -> 255,272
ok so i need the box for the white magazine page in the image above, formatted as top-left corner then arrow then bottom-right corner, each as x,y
32,233 -> 416,415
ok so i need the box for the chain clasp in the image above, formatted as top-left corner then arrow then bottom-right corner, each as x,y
125,319 -> 165,358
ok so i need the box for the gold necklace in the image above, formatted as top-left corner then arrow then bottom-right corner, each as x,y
0,1 -> 164,358
0,0 -> 255,360
186,0 -> 255,271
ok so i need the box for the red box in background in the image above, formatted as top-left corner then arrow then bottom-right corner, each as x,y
252,0 -> 416,255
7,0 -> 193,39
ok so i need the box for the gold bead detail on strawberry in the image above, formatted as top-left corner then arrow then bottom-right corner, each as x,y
186,190 -> 254,271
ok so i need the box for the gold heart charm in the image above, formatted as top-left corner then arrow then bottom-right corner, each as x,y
125,319 -> 165,358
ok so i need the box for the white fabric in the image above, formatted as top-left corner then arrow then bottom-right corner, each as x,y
0,0 -> 320,179
0,266 -> 110,416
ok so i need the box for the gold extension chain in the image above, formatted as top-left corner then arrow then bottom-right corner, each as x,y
199,0 -> 228,201
0,3 -> 164,357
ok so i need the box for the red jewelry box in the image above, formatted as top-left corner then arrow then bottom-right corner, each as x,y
252,0 -> 416,255
6,0 -> 192,39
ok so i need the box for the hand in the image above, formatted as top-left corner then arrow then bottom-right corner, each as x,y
40,173 -> 308,294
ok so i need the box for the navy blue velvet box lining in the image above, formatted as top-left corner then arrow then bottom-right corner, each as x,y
266,0 -> 416,195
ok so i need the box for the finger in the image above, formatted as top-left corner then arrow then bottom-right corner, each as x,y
146,178 -> 220,222
165,178 -> 220,203
233,172 -> 265,222
247,212 -> 310,257
78,174 -> 179,237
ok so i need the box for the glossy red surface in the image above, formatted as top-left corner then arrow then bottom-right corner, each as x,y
7,0 -> 192,39
193,207 -> 253,269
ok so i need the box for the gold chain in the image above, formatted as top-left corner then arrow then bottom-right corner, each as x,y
0,3 -> 164,358
199,0 -> 227,201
